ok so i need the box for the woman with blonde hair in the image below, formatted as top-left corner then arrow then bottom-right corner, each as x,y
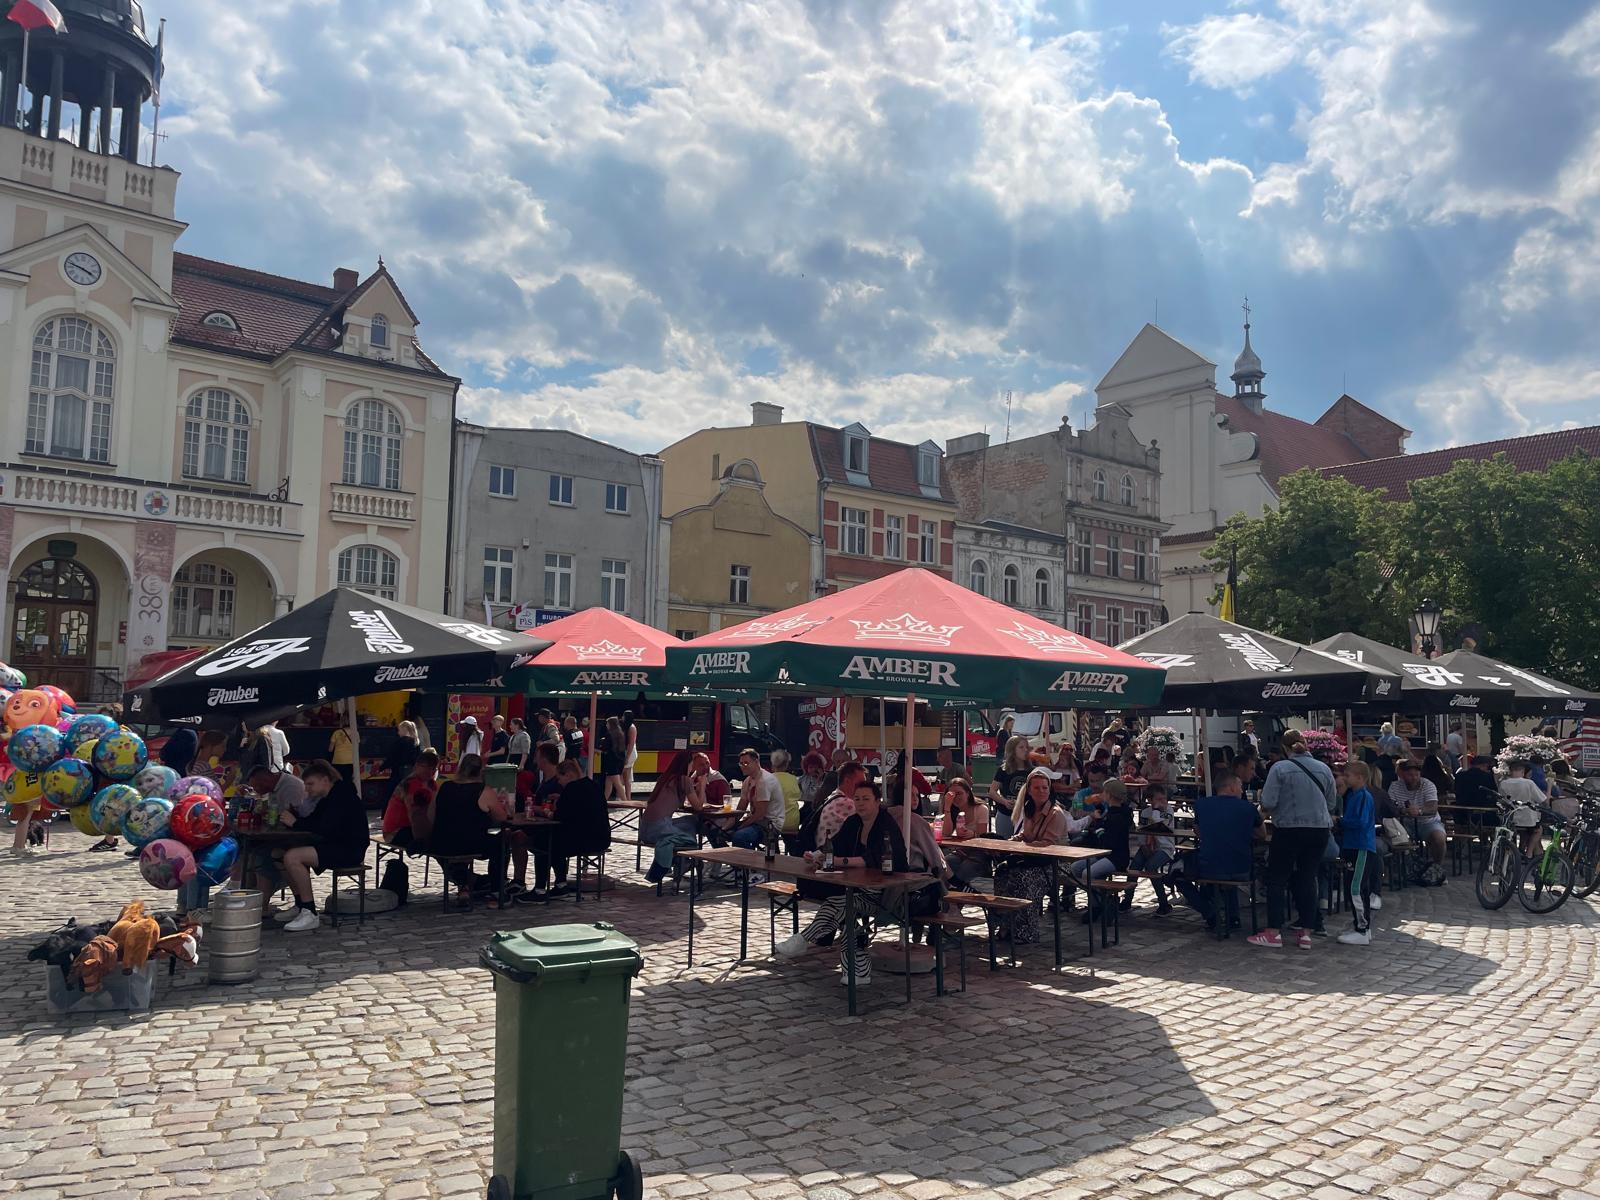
988,735 -> 1033,838
383,719 -> 420,803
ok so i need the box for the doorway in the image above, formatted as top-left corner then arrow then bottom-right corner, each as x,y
10,558 -> 98,700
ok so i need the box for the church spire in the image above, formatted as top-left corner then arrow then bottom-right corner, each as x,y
1230,295 -> 1266,413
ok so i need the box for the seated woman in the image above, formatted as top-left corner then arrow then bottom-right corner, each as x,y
276,759 -> 373,932
428,755 -> 514,908
641,751 -> 704,885
993,767 -> 1069,944
769,749 -> 803,847
939,776 -> 991,888
773,780 -> 908,986
382,749 -> 439,849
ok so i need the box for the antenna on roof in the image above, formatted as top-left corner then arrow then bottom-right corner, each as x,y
1003,390 -> 1013,444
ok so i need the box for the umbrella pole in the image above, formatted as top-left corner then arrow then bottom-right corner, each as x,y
587,691 -> 599,777
1196,709 -> 1209,795
879,698 -> 888,778
903,692 -> 916,848
346,696 -> 363,796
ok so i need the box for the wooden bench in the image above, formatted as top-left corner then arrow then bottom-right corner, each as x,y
437,856 -> 478,911
1088,878 -> 1137,947
911,912 -> 985,995
327,866 -> 367,929
1446,830 -> 1483,877
945,890 -> 1031,968
756,880 -> 802,953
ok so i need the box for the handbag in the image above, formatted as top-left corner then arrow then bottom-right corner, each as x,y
1381,817 -> 1412,847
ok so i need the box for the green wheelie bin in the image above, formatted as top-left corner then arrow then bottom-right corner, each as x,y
480,923 -> 645,1200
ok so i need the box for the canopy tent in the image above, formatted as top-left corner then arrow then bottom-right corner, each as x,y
665,568 -> 1166,844
1436,650 -> 1600,718
1311,633 -> 1517,715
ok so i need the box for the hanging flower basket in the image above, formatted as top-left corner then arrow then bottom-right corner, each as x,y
1134,726 -> 1188,770
1300,729 -> 1348,764
1495,734 -> 1568,778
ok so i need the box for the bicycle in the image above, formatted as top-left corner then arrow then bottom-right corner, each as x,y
1566,796 -> 1600,900
1475,799 -> 1575,913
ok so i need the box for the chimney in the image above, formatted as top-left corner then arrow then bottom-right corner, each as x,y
333,267 -> 359,292
750,402 -> 784,426
946,432 -> 990,457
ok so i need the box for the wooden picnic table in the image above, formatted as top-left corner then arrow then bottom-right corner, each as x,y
947,837 -> 1108,967
678,846 -> 935,1016
235,828 -> 320,889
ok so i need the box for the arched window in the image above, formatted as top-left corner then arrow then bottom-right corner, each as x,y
1092,469 -> 1107,501
1034,568 -> 1051,610
201,311 -> 239,331
969,559 -> 988,595
1120,474 -> 1135,505
171,562 -> 236,640
27,317 -> 115,462
1002,563 -> 1020,606
371,314 -> 389,348
338,545 -> 399,599
183,388 -> 251,483
343,399 -> 403,490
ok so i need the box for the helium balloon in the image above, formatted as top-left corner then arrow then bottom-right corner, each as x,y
89,783 -> 141,835
120,796 -> 173,847
5,689 -> 60,732
174,775 -> 223,805
194,836 -> 239,886
41,757 -> 95,807
170,793 -> 227,849
92,729 -> 147,780
138,838 -> 196,890
72,738 -> 98,765
4,769 -> 45,808
35,685 -> 74,720
69,804 -> 101,837
8,723 -> 64,771
0,662 -> 25,691
66,713 -> 117,755
132,764 -> 180,799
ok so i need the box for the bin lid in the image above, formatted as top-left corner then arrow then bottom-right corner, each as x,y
483,922 -> 643,982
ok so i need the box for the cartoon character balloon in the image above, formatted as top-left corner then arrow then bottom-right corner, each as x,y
170,793 -> 227,849
41,757 -> 95,807
193,836 -> 239,886
173,775 -> 224,805
66,713 -> 117,756
132,764 -> 181,800
68,804 -> 101,837
35,685 -> 74,720
91,729 -> 148,780
4,689 -> 60,733
138,838 -> 197,890
120,796 -> 174,847
89,783 -> 142,836
0,662 -> 26,690
4,769 -> 45,811
8,723 -> 65,771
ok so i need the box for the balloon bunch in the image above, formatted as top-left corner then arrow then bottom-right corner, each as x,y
0,662 -> 238,892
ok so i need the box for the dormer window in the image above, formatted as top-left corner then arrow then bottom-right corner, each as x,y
846,433 -> 866,473
201,311 -> 239,331
841,422 -> 872,485
371,314 -> 389,348
918,448 -> 938,488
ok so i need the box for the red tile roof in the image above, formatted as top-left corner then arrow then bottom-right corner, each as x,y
169,253 -> 449,377
1214,394 -> 1369,484
1319,426 -> 1600,499
807,424 -> 956,503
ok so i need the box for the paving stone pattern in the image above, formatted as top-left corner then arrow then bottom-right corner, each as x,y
3,837 -> 1600,1200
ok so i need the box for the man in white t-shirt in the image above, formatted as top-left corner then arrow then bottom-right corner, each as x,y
730,748 -> 783,850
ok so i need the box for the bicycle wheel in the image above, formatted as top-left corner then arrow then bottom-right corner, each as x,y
1518,848 -> 1574,913
1570,833 -> 1600,899
1476,836 -> 1519,910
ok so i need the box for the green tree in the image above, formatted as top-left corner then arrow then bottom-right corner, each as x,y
1205,471 -> 1407,644
1392,452 -> 1600,689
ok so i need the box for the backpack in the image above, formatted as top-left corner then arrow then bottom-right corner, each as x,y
379,858 -> 409,905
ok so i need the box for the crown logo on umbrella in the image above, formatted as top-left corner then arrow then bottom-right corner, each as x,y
572,640 -> 645,662
849,613 -> 962,646
996,621 -> 1108,657
720,613 -> 826,641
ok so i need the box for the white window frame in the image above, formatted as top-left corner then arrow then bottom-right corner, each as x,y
543,552 -> 574,608
549,474 -> 574,506
969,559 -> 987,595
601,558 -> 628,612
488,465 -> 516,498
371,313 -> 389,348
1120,474 -> 1135,506
918,449 -> 938,488
1034,568 -> 1051,611
27,316 -> 115,463
1093,470 -> 1107,501
1002,564 -> 1020,606
338,545 -> 399,600
342,399 -> 403,491
1134,609 -> 1151,637
729,564 -> 751,605
182,387 -> 251,484
840,507 -> 868,557
171,562 -> 236,641
884,514 -> 903,560
605,482 -> 629,514
483,546 -> 515,605
846,434 -> 868,474
918,524 -> 936,565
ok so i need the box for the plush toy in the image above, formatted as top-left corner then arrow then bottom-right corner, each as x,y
4,689 -> 60,733
67,935 -> 121,994
108,902 -> 160,974
152,922 -> 202,967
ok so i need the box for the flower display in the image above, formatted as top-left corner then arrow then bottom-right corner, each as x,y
1133,725 -> 1188,769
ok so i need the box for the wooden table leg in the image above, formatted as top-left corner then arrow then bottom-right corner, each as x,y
738,866 -> 750,962
844,887 -> 858,1017
687,862 -> 697,968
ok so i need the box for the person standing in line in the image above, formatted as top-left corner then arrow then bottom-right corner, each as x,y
457,716 -> 484,760
505,717 -> 532,772
601,717 -> 629,804
328,724 -> 356,784
1337,760 -> 1379,945
561,715 -> 586,772
487,714 -> 510,765
1249,730 -> 1334,950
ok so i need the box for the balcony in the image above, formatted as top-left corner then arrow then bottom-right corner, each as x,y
2,126 -> 176,217
2,462 -> 302,534
329,482 -> 415,526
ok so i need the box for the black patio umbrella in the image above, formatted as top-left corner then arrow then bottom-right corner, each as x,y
125,588 -> 551,722
1311,633 -> 1517,715
1436,650 -> 1600,718
1118,613 -> 1394,710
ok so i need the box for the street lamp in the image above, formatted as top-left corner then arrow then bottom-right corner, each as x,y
1414,598 -> 1442,658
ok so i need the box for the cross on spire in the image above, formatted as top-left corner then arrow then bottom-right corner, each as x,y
1241,295 -> 1251,327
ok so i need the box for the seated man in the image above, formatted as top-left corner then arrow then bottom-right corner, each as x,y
1172,772 -> 1263,932
1388,759 -> 1446,867
731,748 -> 784,851
226,764 -> 312,894
536,757 -> 611,895
382,749 -> 438,849
1453,755 -> 1499,828
275,759 -> 373,932
430,755 -> 514,909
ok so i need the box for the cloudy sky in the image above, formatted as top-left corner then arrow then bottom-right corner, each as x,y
149,0 -> 1600,454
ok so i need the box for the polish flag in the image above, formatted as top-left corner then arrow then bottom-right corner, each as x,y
6,0 -> 67,33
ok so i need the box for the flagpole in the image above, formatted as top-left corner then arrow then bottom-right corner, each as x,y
147,17 -> 163,165
19,25 -> 28,130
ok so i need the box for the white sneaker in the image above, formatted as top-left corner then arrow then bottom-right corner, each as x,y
283,909 -> 320,932
1338,929 -> 1371,945
271,907 -> 299,923
1368,895 -> 1382,911
838,947 -> 871,986
773,932 -> 810,959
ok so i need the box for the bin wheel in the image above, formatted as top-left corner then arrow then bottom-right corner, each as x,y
612,1151 -> 643,1200
487,1175 -> 512,1200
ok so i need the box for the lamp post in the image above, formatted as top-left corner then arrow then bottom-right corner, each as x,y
1413,598 -> 1442,659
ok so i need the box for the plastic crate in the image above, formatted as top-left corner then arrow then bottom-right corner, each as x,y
43,961 -> 157,1014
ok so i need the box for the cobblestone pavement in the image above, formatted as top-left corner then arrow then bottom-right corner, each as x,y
4,834 -> 1600,1200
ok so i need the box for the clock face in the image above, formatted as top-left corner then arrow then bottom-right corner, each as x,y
63,252 -> 102,287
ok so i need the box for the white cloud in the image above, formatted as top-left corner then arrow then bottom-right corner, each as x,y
1163,13 -> 1305,94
